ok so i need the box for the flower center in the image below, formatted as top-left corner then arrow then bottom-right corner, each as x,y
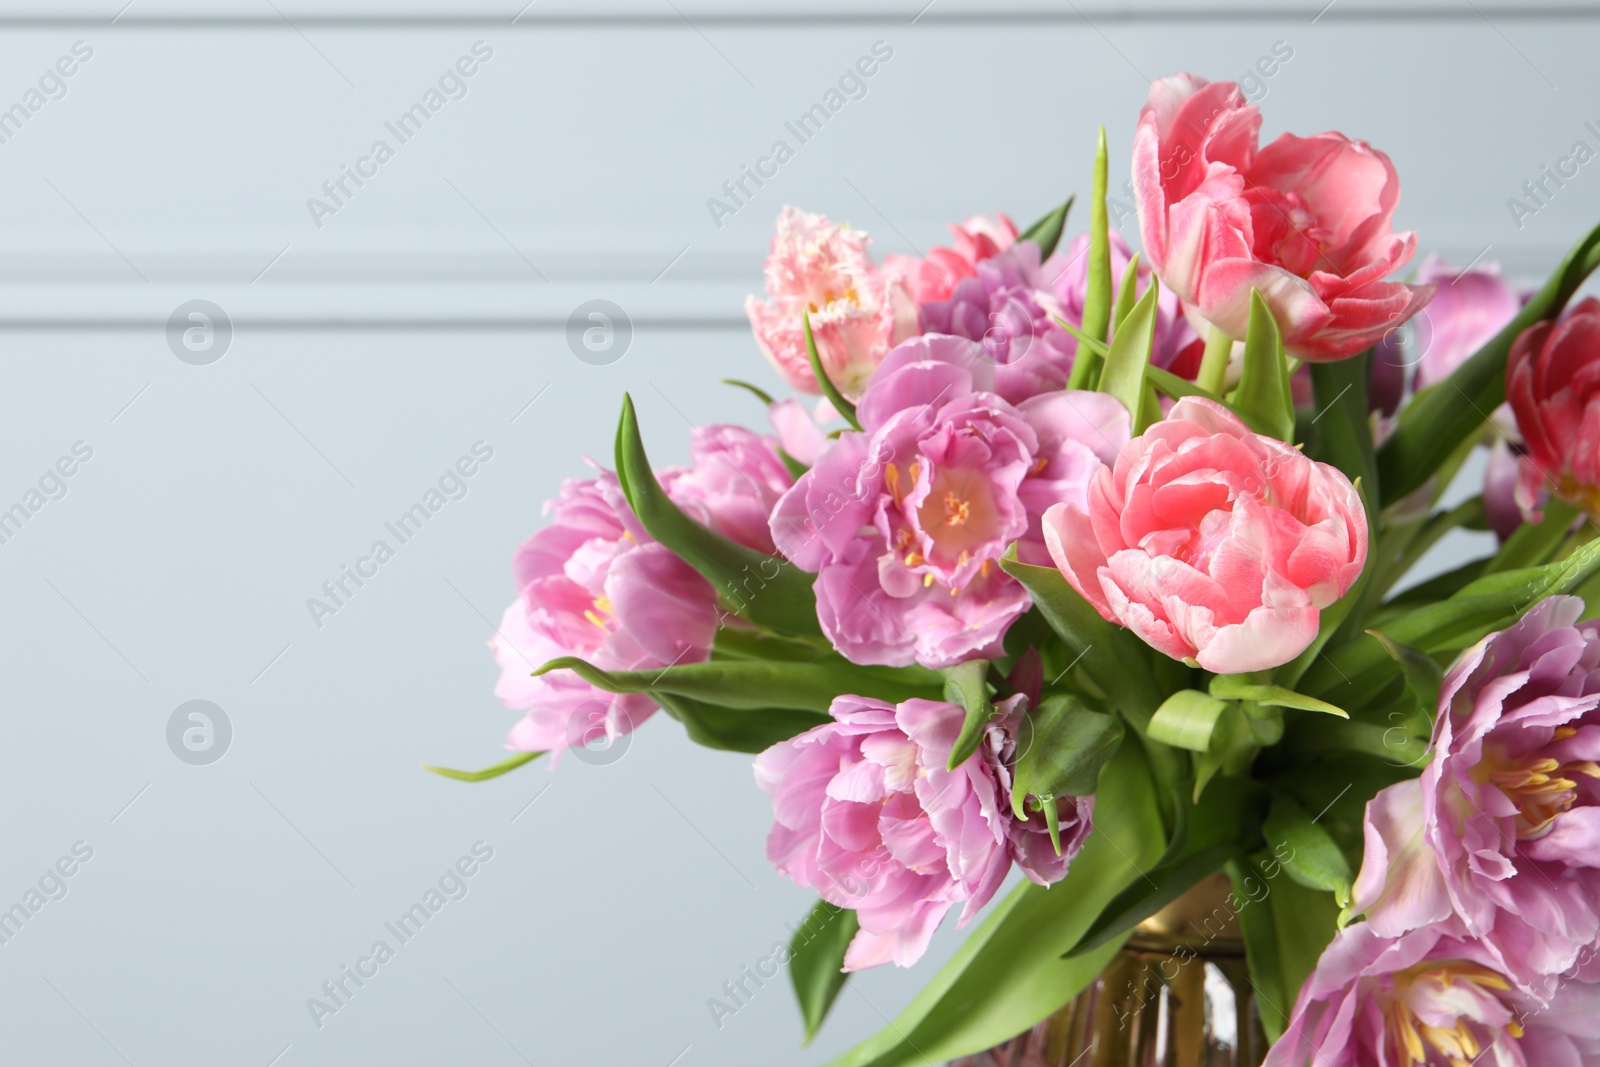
807,287 -> 860,313
584,595 -> 614,633
1388,963 -> 1519,1067
1243,187 -> 1332,278
916,469 -> 996,568
1554,472 -> 1600,521
1476,732 -> 1600,840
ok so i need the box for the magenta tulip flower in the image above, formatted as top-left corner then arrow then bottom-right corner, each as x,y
1352,595 -> 1600,986
770,333 -> 1129,668
1265,922 -> 1600,1067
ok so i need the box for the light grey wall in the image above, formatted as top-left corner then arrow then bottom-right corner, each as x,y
0,2 -> 1588,1065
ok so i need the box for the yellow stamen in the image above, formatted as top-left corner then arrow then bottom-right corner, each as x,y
1388,962 -> 1517,1066
583,610 -> 609,630
1484,755 -> 1590,839
885,463 -> 903,504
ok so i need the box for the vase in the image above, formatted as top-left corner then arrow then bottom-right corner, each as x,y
950,874 -> 1268,1067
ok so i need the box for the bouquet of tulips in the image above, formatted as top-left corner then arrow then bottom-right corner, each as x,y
438,72 -> 1600,1066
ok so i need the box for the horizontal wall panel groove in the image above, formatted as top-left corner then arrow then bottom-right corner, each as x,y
0,7 -> 1594,26
0,11 -> 1592,323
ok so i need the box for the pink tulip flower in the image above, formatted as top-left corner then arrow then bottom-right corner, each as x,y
754,694 -> 1091,970
495,427 -> 791,760
745,206 -> 918,399
884,213 -> 1019,304
770,333 -> 1129,668
1132,73 -> 1433,362
1264,922 -> 1600,1067
1351,596 -> 1600,987
1508,296 -> 1600,521
1041,397 -> 1367,674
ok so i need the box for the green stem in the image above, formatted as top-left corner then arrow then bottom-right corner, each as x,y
1372,496 -> 1485,596
1196,327 -> 1234,397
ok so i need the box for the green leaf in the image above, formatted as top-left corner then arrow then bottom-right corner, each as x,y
1011,696 -> 1125,821
1207,677 -> 1348,718
421,751 -> 542,782
1147,364 -> 1223,404
532,656 -> 940,712
1195,326 -> 1235,397
944,660 -> 996,770
1303,538 -> 1600,705
1371,496 -> 1490,598
712,627 -> 831,663
1067,776 -> 1260,956
1294,355 -> 1380,664
776,447 -> 809,481
1276,715 -> 1431,770
1230,854 -> 1341,1043
821,740 -> 1165,1067
653,691 -> 828,753
998,548 -> 1168,726
787,900 -> 858,1045
1377,218 -> 1600,504
1052,315 -> 1110,360
1110,252 -> 1141,333
720,377 -> 775,406
1382,555 -> 1489,609
1308,354 -> 1378,512
1097,277 -> 1160,433
1262,795 -> 1353,907
1192,703 -> 1254,802
615,394 -> 822,637
1366,630 -> 1444,717
1018,195 -> 1074,259
1276,553 -> 1373,692
1231,290 -> 1294,441
1148,689 -> 1232,752
804,313 -> 860,431
1484,498 -> 1580,574
1067,126 -> 1112,389
1400,541 -> 1600,649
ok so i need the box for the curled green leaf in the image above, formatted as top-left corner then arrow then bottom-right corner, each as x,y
720,378 -> 775,405
615,394 -> 822,637
1010,696 -> 1124,821
422,750 -> 543,782
944,660 -> 996,770
1149,689 -> 1232,752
